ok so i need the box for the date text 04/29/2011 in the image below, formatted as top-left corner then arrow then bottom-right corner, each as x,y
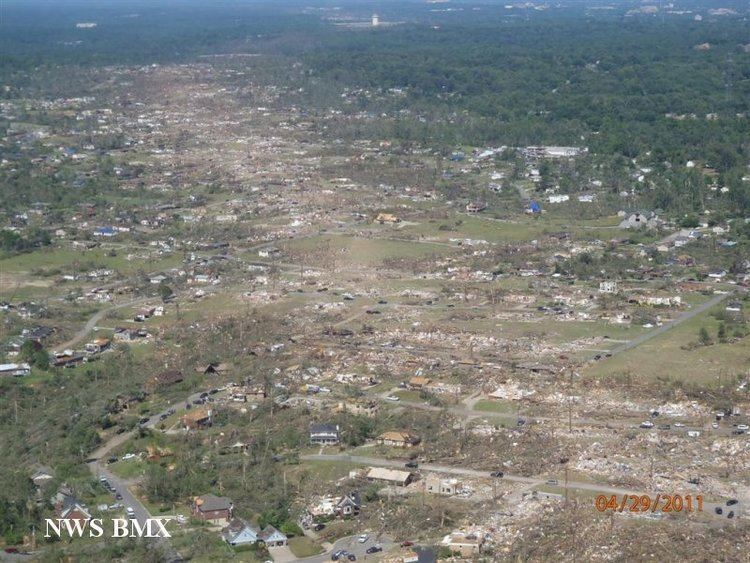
595,494 -> 703,513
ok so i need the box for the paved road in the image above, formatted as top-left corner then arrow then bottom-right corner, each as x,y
605,291 -> 733,358
85,399 -> 198,563
301,454 -> 737,522
55,297 -> 151,351
378,389 -> 738,436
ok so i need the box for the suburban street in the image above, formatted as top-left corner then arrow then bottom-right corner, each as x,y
301,453 -> 739,523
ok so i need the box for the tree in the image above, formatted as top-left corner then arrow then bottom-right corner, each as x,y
717,323 -> 727,343
158,283 -> 173,302
698,327 -> 712,346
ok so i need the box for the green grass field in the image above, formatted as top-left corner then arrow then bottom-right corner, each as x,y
288,536 -> 324,558
585,304 -> 750,383
473,399 -> 516,413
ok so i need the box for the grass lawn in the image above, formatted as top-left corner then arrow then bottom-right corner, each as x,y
474,399 -> 516,414
288,536 -> 324,558
108,458 -> 146,480
393,390 -> 422,402
285,234 -> 455,266
296,460 -> 358,482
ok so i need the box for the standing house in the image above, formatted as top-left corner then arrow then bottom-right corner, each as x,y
221,518 -> 260,546
259,525 -> 288,547
0,362 -> 31,377
376,431 -> 420,448
150,369 -> 184,389
309,423 -> 340,445
441,530 -> 485,557
366,467 -> 414,487
425,474 -> 461,495
192,494 -> 233,525
182,408 -> 212,430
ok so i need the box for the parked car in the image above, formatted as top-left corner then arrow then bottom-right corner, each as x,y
366,546 -> 383,554
358,534 -> 369,543
727,511 -> 735,519
715,507 -> 723,515
516,419 -> 526,426
490,471 -> 504,478
386,395 -> 400,401
405,461 -> 418,469
639,421 -> 654,429
347,555 -> 356,561
313,523 -> 326,532
115,493 -> 123,500
727,499 -> 738,506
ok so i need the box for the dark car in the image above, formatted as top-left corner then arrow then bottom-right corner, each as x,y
405,461 -> 418,469
199,392 -> 209,399
313,523 -> 326,532
490,471 -> 504,478
365,309 -> 381,315
209,388 -> 219,394
139,417 -> 150,425
116,427 -> 127,434
727,511 -> 735,519
715,507 -> 723,515
658,424 -> 671,430
727,499 -> 738,506
107,456 -> 118,464
366,546 -> 383,554
347,555 -> 356,561
377,299 -> 388,304
517,419 -> 526,426
401,541 -> 414,547
115,493 -> 123,500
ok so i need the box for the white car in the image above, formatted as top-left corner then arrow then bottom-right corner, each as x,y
358,534 -> 369,543
126,507 -> 135,517
385,395 -> 400,401
122,453 -> 136,461
673,422 -> 685,428
737,424 -> 749,431
639,421 -> 654,429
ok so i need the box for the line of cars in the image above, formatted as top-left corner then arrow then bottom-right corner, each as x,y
98,476 -> 134,517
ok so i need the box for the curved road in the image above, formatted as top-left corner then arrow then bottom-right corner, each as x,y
56,297 -> 151,351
